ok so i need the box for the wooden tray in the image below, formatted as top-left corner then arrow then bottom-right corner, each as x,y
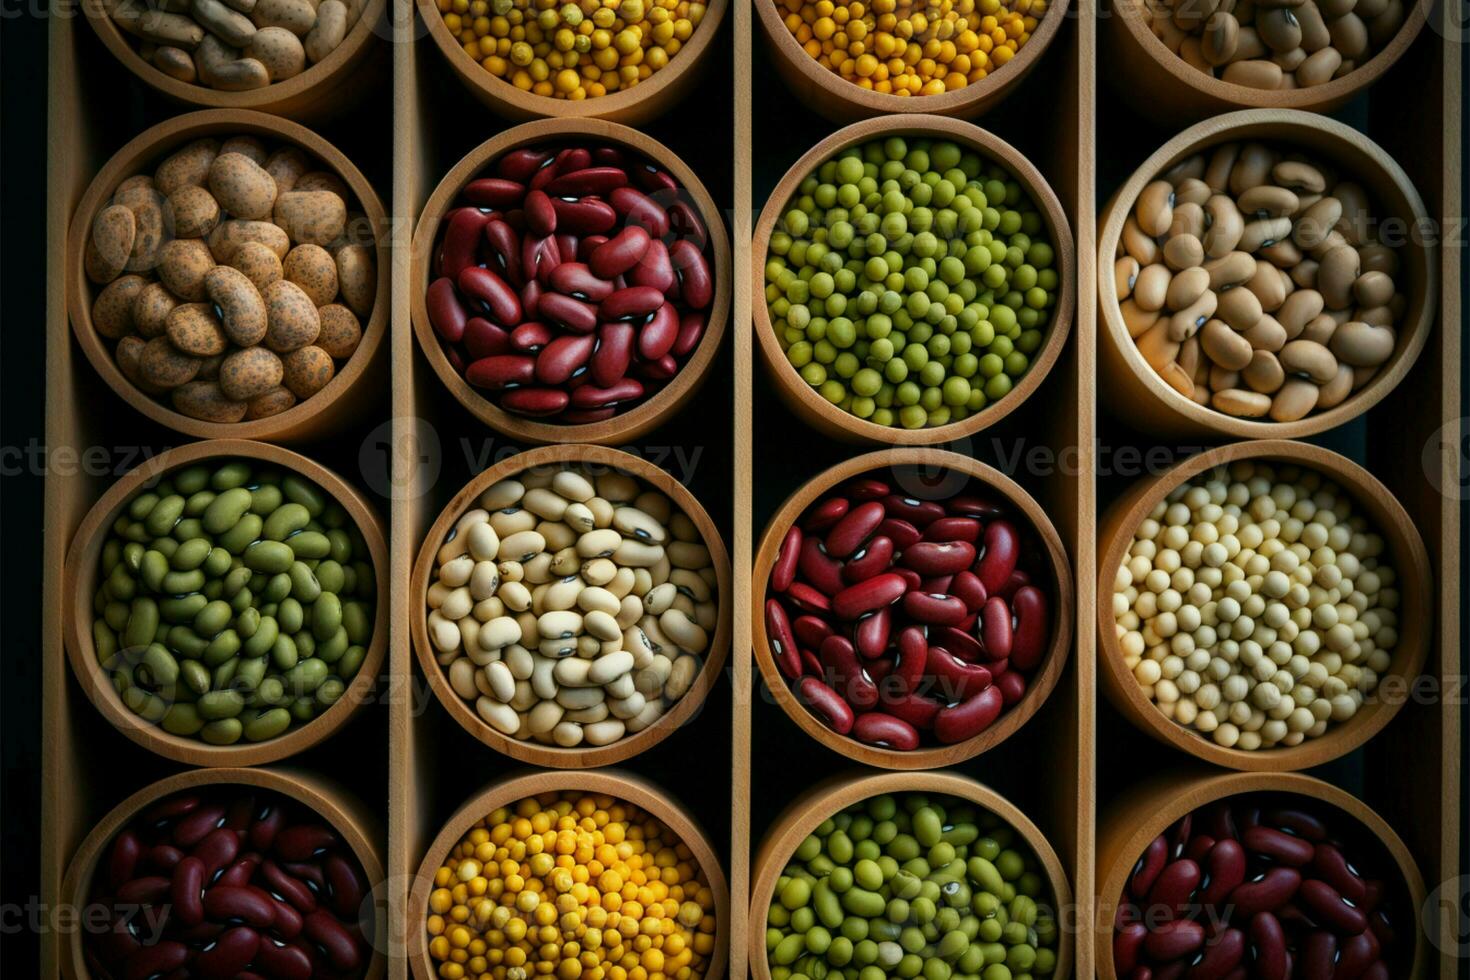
39,2 -> 1461,978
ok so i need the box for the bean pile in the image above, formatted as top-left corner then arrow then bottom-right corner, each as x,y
85,787 -> 373,978
765,469 -> 1054,750
1115,795 -> 1404,979
425,464 -> 719,750
426,142 -> 716,424
110,0 -> 366,91
765,136 -> 1059,431
765,792 -> 1059,980
1113,460 -> 1401,752
426,791 -> 719,980
775,0 -> 1048,96
1116,140 -> 1406,424
1145,0 -> 1409,91
435,0 -> 709,100
87,135 -> 377,423
91,460 -> 377,746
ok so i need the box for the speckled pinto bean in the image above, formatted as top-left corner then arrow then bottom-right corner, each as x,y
1117,140 -> 1410,423
84,787 -> 373,978
426,142 -> 719,424
422,462 -> 720,750
1114,794 -> 1407,979
89,459 -> 376,746
769,467 -> 1056,751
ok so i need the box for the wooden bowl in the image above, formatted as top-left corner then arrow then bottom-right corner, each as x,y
82,0 -> 388,119
60,765 -> 386,979
752,114 -> 1075,445
1097,110 -> 1438,440
1094,769 -> 1428,979
62,439 -> 390,767
749,770 -> 1074,980
67,109 -> 390,443
753,0 -> 1072,123
1096,439 -> 1433,771
1103,0 -> 1432,122
407,768 -> 730,980
409,118 -> 732,446
413,0 -> 728,125
410,444 -> 732,767
752,448 -> 1075,769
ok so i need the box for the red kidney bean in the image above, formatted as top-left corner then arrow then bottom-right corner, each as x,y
804,497 -> 849,531
551,196 -> 618,236
1188,927 -> 1245,979
171,856 -> 207,926
852,712 -> 920,750
975,521 -> 1020,594
588,322 -> 634,387
798,647 -> 822,677
146,844 -> 184,872
325,854 -> 366,921
845,478 -> 888,499
1229,868 -> 1301,917
923,516 -> 982,543
588,225 -> 651,279
1130,835 -> 1169,898
270,897 -> 305,940
673,311 -> 706,357
797,677 -> 856,735
1249,912 -> 1289,980
123,939 -> 189,980
203,885 -> 277,927
520,278 -> 543,319
109,830 -> 143,890
925,647 -> 991,703
826,500 -> 885,558
853,606 -> 891,659
900,540 -> 976,575
523,233 -> 561,283
842,536 -> 895,583
439,208 -> 489,280
611,186 -> 670,238
793,615 -> 834,650
832,573 -> 907,620
1310,843 -> 1368,903
569,378 -> 643,409
463,177 -> 524,208
502,387 -> 571,416
1335,930 -> 1380,979
629,239 -> 676,293
1299,878 -> 1368,934
427,277 -> 468,343
1299,931 -> 1338,980
600,285 -> 665,321
1243,825 -> 1316,867
464,317 -> 513,360
933,685 -> 1003,743
1008,586 -> 1049,671
978,596 -> 1013,660
1145,919 -> 1205,960
262,860 -> 318,913
498,148 -> 551,182
632,162 -> 677,192
549,261 -> 614,301
253,939 -> 314,979
1200,838 -> 1247,906
877,518 -> 922,549
786,582 -> 831,616
483,219 -> 522,283
458,266 -> 522,327
797,537 -> 844,596
146,794 -> 201,823
770,526 -> 802,593
670,239 -> 713,309
465,354 -> 535,389
538,292 -> 598,333
510,321 -> 553,351
765,599 -> 802,679
818,636 -> 878,709
174,804 -> 226,847
195,924 -> 262,977
883,691 -> 942,729
668,200 -> 707,247
993,669 -> 1026,705
1146,859 -> 1202,918
1115,922 -> 1148,973
524,188 -> 557,237
193,827 -> 241,876
638,303 -> 680,360
892,628 -> 929,694
535,334 -> 595,385
545,166 -> 627,196
1359,963 -> 1389,980
219,853 -> 260,888
902,591 -> 968,627
633,353 -> 679,381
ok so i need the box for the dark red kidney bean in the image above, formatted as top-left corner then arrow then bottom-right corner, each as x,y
116,875 -> 171,905
797,677 -> 854,733
1358,878 -> 1384,913
569,378 -> 643,409
933,685 -> 1003,743
852,712 -> 920,750
464,317 -> 513,360
925,647 -> 991,703
561,407 -> 617,423
867,656 -> 894,681
978,596 -> 1013,659
799,647 -> 822,677
884,691 -> 942,729
203,885 -> 277,927
633,353 -> 678,381
523,233 -> 562,283
819,636 -> 879,711
1200,838 -> 1247,906
920,572 -> 954,594
546,166 -> 628,196
170,856 -> 206,926
672,311 -> 705,357
591,322 -> 634,387
535,334 -> 595,385
792,615 -> 833,649
439,208 -> 489,280
1299,931 -> 1338,980
498,148 -> 551,183
826,500 -> 886,558
770,526 -> 802,593
922,517 -> 982,543
1299,878 -> 1368,934
1114,922 -> 1148,974
994,669 -> 1025,705
1145,919 -> 1205,960
577,234 -> 609,260
194,925 -> 261,978
1250,912 -> 1289,980
174,804 -> 226,847
466,354 -> 535,389
484,218 -> 524,286
600,285 -> 664,321
669,240 -> 712,309
548,261 -> 614,301
1146,858 -> 1202,918
877,518 -> 922,549
193,827 -> 241,876
145,794 -> 200,824
1310,844 -> 1368,903
427,277 -> 468,342
632,163 -> 677,193
844,478 -> 889,500
638,303 -> 680,360
254,939 -> 315,979
900,540 -> 977,575
593,146 -> 623,166
975,521 -> 1020,594
146,844 -> 184,872
503,387 -> 571,416
551,197 -> 618,236
629,239 -> 676,293
842,536 -> 895,583
804,497 -> 849,532
459,266 -> 523,326
935,625 -> 983,662
1187,927 -> 1245,980
1171,815 -> 1193,857
538,292 -> 598,333
853,606 -> 892,660
218,853 -> 260,888
324,855 -> 366,921
831,573 -> 907,620
1130,836 -> 1169,899
589,226 -> 651,279
883,496 -> 945,526
463,178 -> 525,208
510,321 -> 553,351
1358,963 -> 1389,980
1243,825 -> 1316,867
100,913 -> 143,962
109,831 -> 143,890
1334,930 -> 1380,979
892,628 -> 928,694
524,189 -> 557,237
262,860 -> 317,913
1265,808 -> 1328,841
269,897 -> 305,940
1008,586 -> 1049,671
902,591 -> 968,627
122,940 -> 189,980
798,537 -> 845,596
1366,908 -> 1395,948
765,599 -> 802,679
1202,803 -> 1238,842
520,277 -> 543,318
786,582 -> 832,616
610,186 -> 670,238
1228,868 -> 1301,917
667,200 -> 707,248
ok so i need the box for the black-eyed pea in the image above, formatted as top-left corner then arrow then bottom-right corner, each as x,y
88,205 -> 137,284
138,335 -> 201,389
1163,233 -> 1205,271
253,0 -> 317,35
163,184 -> 221,239
152,45 -> 198,82
1279,338 -> 1339,382
1243,314 -> 1288,352
208,151 -> 277,221
209,218 -> 291,263
281,345 -> 335,398
1243,348 -> 1286,393
93,274 -> 148,339
246,27 -> 307,81
172,379 -> 250,423
304,0 -> 349,62
245,385 -> 298,420
263,279 -> 321,351
282,243 -> 338,306
1122,216 -> 1159,265
1200,318 -> 1255,371
274,190 -> 347,247
166,302 -> 229,356
1167,290 -> 1216,341
1165,266 -> 1210,311
1329,320 -> 1395,367
1133,263 -> 1171,312
219,346 -> 284,400
205,265 -> 269,346
1135,180 -> 1175,237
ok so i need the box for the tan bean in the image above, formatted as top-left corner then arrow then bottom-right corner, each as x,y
1205,250 -> 1256,289
1175,177 -> 1213,207
1115,256 -> 1140,301
1122,217 -> 1160,264
1239,216 -> 1293,252
1277,288 -> 1325,336
1136,180 -> 1176,237
1272,45 -> 1308,71
1200,319 -> 1255,371
1237,185 -> 1299,217
219,346 -> 283,399
1164,233 -> 1206,271
1133,263 -> 1172,312
157,238 -> 216,301
1224,58 -> 1285,87
1242,349 -> 1286,392
1201,11 -> 1240,64
165,302 -> 229,356
1234,25 -> 1269,60
1166,267 -> 1211,311
1213,388 -> 1273,416
1352,270 -> 1394,308
1358,242 -> 1399,277
204,265 -> 269,346
1245,261 -> 1289,311
1270,378 -> 1320,421
1316,363 -> 1355,409
1296,46 -> 1342,85
1257,7 -> 1304,50
1332,182 -> 1372,243
1203,195 -> 1246,257
138,336 -> 201,389
1299,313 -> 1338,346
1136,320 -> 1181,373
1170,201 -> 1207,240
1121,299 -> 1161,338
246,26 -> 307,81
1217,284 -> 1264,330
1243,314 -> 1288,352
1272,160 -> 1326,194
1329,12 -> 1369,58
1258,238 -> 1304,268
1293,196 -> 1343,249
92,275 -> 147,339
1330,320 -> 1395,367
1179,335 -> 1203,379
1295,1 -> 1332,49
173,380 -> 250,423
1357,304 -> 1394,326
193,0 -> 256,46
1318,245 -> 1361,309
208,218 -> 290,263
153,45 -> 198,82
1279,338 -> 1338,382
1160,360 -> 1195,398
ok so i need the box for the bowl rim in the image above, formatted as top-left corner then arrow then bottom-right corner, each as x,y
408,117 -> 733,446
406,768 -> 730,980
747,769 -> 1075,980
61,438 -> 390,767
1094,438 -> 1434,771
408,443 -> 732,768
66,108 -> 391,441
751,113 -> 1075,445
1096,109 -> 1439,439
751,447 -> 1075,769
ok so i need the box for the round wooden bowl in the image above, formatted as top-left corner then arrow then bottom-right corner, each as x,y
60,765 -> 386,979
409,118 -> 732,446
414,0 -> 728,125
82,0 -> 388,118
1096,439 -> 1432,772
749,770 -> 1074,980
1097,109 -> 1438,440
1095,769 -> 1428,979
408,769 -> 729,980
753,114 -> 1075,445
410,444 -> 732,767
62,439 -> 390,767
752,448 -> 1075,769
1104,0 -> 1431,122
67,109 -> 390,443
753,0 -> 1072,123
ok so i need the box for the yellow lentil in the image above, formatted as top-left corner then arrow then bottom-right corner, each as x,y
438,0 -> 708,100
426,793 -> 719,980
776,0 -> 1045,95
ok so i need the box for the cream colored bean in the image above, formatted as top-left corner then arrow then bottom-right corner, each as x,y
1213,388 -> 1273,416
666,654 -> 699,700
538,610 -> 583,639
551,721 -> 584,746
584,719 -> 627,745
489,509 -> 536,537
614,539 -> 664,567
527,700 -> 564,734
668,541 -> 711,570
608,691 -> 647,720
644,582 -> 678,616
476,697 -> 519,735
1133,264 -> 1171,312
440,586 -> 473,622
532,656 -> 559,700
484,660 -> 516,701
625,699 -> 666,733
617,595 -> 644,630
556,686 -> 604,710
479,616 -> 522,650
449,658 -> 478,700
481,480 -> 523,509
429,611 -> 460,652
1136,181 -> 1176,237
563,502 -> 596,532
659,608 -> 708,653
553,657 -> 593,687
